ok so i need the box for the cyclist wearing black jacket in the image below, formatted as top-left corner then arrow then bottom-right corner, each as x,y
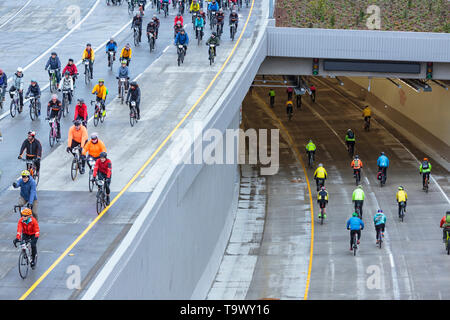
132,13 -> 143,43
18,131 -> 42,174
46,94 -> 63,139
126,81 -> 141,120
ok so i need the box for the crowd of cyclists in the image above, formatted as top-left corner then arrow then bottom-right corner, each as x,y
3,0 -> 244,269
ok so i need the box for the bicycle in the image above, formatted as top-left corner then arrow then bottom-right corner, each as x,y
230,21 -> 236,41
307,151 -> 314,168
88,157 -> 96,192
444,229 -> 450,255
208,44 -> 216,65
70,145 -> 83,181
9,90 -> 21,118
27,95 -> 40,121
129,100 -> 138,126
287,103 -> 293,120
318,202 -> 326,225
351,230 -> 359,256
217,22 -> 223,38
95,178 -> 108,214
20,158 -> 39,186
14,238 -> 36,279
118,77 -> 127,104
128,0 -> 136,15
347,142 -> 354,157
148,32 -> 156,53
364,117 -> 370,131
354,169 -> 361,186
107,51 -> 115,70
177,44 -> 185,66
48,117 -> 59,147
0,86 -> 6,109
423,173 -> 429,193
376,227 -> 383,249
210,12 -> 217,30
61,89 -> 71,118
83,59 -> 91,85
192,12 -> 198,28
197,27 -> 203,45
162,2 -> 169,17
133,26 -> 140,46
178,0 -> 184,14
377,168 -> 386,187
49,69 -> 58,93
316,178 -> 325,191
355,204 -> 362,219
398,202 -> 406,222
91,100 -> 105,127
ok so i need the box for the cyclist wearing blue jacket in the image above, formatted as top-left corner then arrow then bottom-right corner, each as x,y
208,0 -> 219,20
373,209 -> 386,244
174,29 -> 189,54
0,69 -> 7,102
105,38 -> 118,64
346,212 -> 364,251
377,152 -> 389,179
45,52 -> 62,85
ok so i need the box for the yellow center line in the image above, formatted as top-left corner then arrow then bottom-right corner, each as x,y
19,0 -> 256,300
252,92 -> 315,300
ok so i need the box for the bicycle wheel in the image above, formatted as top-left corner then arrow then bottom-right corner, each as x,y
130,108 -> 136,127
320,210 -> 324,225
96,192 -> 104,214
93,111 -> 99,127
89,170 -> 94,192
178,53 -> 181,67
85,67 -> 90,85
447,238 -> 450,255
49,129 -> 55,147
18,250 -> 29,279
71,157 -> 78,180
10,100 -> 17,118
29,102 -> 37,121
33,169 -> 40,186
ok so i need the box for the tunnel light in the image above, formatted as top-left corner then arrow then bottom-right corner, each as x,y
399,79 -> 421,93
386,78 -> 401,88
431,80 -> 448,90
335,76 -> 344,86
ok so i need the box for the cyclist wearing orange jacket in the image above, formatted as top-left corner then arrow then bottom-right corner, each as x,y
13,208 -> 39,268
67,120 -> 88,173
82,132 -> 107,172
351,155 -> 363,178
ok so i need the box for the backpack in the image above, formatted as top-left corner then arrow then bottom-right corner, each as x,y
422,161 -> 429,170
347,131 -> 354,139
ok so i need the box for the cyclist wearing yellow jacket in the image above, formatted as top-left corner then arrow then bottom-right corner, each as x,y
190,0 -> 200,13
120,44 -> 132,66
314,163 -> 327,191
396,186 -> 408,218
82,43 -> 95,80
92,79 -> 107,117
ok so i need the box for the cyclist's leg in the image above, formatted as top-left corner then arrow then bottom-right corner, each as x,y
31,199 -> 38,221
375,225 -> 380,241
350,230 -> 355,248
356,230 -> 361,243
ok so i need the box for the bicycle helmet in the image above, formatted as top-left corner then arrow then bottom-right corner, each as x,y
73,120 -> 81,126
357,185 -> 362,189
86,43 -> 91,47
51,52 -> 57,55
77,98 -> 84,104
21,170 -> 30,177
30,79 -> 37,83
352,212 -> 359,217
212,32 -> 217,36
355,155 -> 359,159
64,71 -> 70,75
27,131 -> 36,137
176,20 -> 181,25
398,186 -> 404,190
121,59 -> 127,64
347,129 -> 352,132
51,94 -> 58,99
98,79 -> 105,83
100,152 -> 107,158
69,58 -> 74,62
130,81 -> 137,87
377,209 -> 383,213
21,208 -> 32,216
423,157 -> 429,161
318,163 -> 323,167
17,67 -> 23,73
91,132 -> 98,140
320,186 -> 325,191
380,152 -> 385,155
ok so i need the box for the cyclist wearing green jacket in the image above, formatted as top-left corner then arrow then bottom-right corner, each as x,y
352,185 -> 365,218
269,88 -> 275,107
305,139 -> 316,162
345,129 -> 355,153
419,157 -> 432,189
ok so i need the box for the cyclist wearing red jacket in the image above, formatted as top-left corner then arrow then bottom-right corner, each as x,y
13,208 -> 40,268
174,13 -> 183,26
93,152 -> 112,205
62,59 -> 78,85
74,98 -> 88,126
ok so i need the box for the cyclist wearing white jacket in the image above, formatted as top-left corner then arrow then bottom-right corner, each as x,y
58,71 -> 74,104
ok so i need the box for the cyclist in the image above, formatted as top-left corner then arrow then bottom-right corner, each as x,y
174,28 -> 189,55
117,60 -> 130,95
18,131 -> 42,175
216,8 -> 225,34
25,79 -> 41,116
58,71 -> 74,104
132,13 -> 143,43
67,120 -> 88,173
286,100 -> 293,117
345,129 -> 355,154
62,59 -> 79,86
174,20 -> 183,38
377,152 -> 389,181
82,43 -> 95,80
9,67 -> 25,112
268,88 -> 275,107
373,209 -> 386,244
93,152 -> 112,205
190,0 -> 200,13
205,32 -> 220,56
0,69 -> 7,102
310,84 -> 316,102
286,86 -> 293,101
347,212 -> 364,251
314,163 -> 327,191
194,14 -> 205,39
126,81 -> 141,120
45,52 -> 61,87
46,94 -> 63,140
208,0 -> 219,21
174,12 -> 184,26
419,157 -> 432,190
439,211 -> 450,243
120,43 -> 133,66
317,186 -> 328,220
13,208 -> 40,268
198,8 -> 207,25
305,139 -> 316,163
12,170 -> 38,221
152,15 -> 160,38
362,105 -> 371,126
147,20 -> 158,43
351,155 -> 363,179
352,185 -> 365,218
74,98 -> 88,126
396,186 -> 408,218
229,9 -> 238,35
160,0 -> 170,14
82,133 -> 107,173
92,79 -> 108,118
105,37 -> 118,66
